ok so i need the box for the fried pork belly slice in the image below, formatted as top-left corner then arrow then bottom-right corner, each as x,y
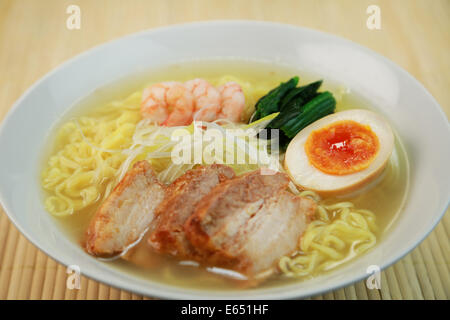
85,161 -> 165,256
236,191 -> 316,275
148,164 -> 235,258
185,169 -> 316,276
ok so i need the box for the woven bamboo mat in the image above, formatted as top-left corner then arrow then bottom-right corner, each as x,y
0,0 -> 449,300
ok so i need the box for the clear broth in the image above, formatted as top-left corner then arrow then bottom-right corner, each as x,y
43,60 -> 409,290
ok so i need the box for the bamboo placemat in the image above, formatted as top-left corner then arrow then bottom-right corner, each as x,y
0,0 -> 449,300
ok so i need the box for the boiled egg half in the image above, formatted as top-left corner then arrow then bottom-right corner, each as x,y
284,109 -> 394,196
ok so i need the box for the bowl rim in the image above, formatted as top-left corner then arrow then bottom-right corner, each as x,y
0,20 -> 449,300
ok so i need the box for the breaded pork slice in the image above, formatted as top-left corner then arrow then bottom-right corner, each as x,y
86,161 -> 165,256
148,164 -> 235,258
185,169 -> 316,276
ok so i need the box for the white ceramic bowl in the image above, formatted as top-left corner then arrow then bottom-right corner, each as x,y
0,21 -> 449,299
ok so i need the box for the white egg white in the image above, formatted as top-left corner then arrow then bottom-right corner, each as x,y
284,109 -> 394,196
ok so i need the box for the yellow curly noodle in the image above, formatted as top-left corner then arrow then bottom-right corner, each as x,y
41,91 -> 142,216
41,76 -> 275,217
278,190 -> 378,278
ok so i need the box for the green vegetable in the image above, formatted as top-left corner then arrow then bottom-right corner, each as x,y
253,76 -> 299,121
268,98 -> 306,129
279,80 -> 323,110
249,77 -> 336,150
280,91 -> 336,138
268,80 -> 323,129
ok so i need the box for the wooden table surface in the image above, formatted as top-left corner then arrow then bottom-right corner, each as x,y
0,0 -> 448,300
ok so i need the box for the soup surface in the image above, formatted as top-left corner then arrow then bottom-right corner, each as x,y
41,60 -> 409,290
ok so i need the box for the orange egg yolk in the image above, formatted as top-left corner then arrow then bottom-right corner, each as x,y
305,120 -> 380,175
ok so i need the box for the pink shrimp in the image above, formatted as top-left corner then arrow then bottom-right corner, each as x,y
185,79 -> 221,122
217,82 -> 245,122
141,82 -> 194,126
